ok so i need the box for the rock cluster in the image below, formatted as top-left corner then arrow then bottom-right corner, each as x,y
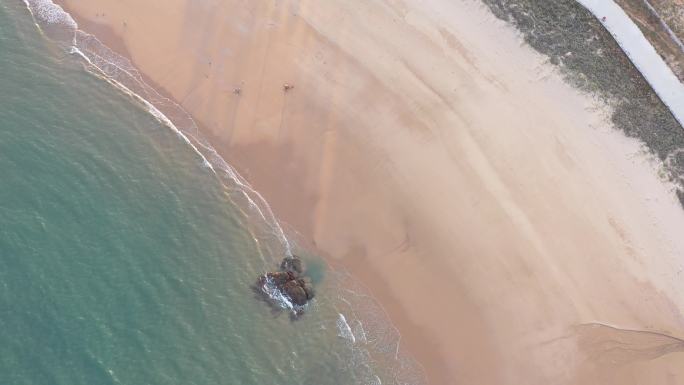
258,255 -> 315,307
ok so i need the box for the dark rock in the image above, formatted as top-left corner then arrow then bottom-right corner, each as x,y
283,280 -> 308,306
257,255 -> 316,311
265,271 -> 290,286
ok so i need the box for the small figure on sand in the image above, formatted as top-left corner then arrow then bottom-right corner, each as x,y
283,83 -> 294,92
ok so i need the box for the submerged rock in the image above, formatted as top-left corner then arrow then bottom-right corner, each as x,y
280,256 -> 303,276
258,255 -> 315,311
303,281 -> 315,300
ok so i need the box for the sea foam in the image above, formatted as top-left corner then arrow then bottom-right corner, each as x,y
40,3 -> 291,252
337,313 -> 356,343
22,0 -> 295,312
22,0 -> 76,28
20,2 -> 428,383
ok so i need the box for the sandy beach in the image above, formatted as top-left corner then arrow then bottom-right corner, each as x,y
54,0 -> 684,383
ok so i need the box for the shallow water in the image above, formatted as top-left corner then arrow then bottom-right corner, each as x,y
0,2 -> 422,384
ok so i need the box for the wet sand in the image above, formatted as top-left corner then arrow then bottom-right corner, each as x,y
55,0 -> 684,383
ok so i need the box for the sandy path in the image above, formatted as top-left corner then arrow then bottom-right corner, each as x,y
54,0 -> 684,383
576,0 -> 684,127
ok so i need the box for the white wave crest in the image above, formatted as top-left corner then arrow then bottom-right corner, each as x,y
23,0 -> 297,315
21,3 -> 427,383
261,276 -> 295,310
337,313 -> 356,344
67,24 -> 292,258
22,0 -> 77,29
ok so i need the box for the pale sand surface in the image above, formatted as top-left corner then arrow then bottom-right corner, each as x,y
56,0 -> 684,383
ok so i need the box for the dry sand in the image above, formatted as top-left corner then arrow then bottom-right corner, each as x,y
55,0 -> 684,383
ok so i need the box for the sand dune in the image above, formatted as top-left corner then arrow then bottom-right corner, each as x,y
56,0 -> 684,383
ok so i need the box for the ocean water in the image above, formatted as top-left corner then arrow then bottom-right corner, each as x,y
0,2 -> 423,384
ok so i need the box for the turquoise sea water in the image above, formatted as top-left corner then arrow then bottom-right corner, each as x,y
0,2 -> 422,384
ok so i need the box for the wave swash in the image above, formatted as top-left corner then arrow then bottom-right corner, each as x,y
20,1 -> 427,384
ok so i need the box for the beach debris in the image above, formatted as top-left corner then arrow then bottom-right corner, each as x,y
233,87 -> 242,95
257,255 -> 315,311
283,83 -> 294,92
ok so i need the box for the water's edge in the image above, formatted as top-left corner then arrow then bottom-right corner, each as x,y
18,1 -> 427,383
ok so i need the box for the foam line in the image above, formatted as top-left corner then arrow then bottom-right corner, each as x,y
20,3 -> 429,382
22,0 -> 292,260
22,0 -> 76,28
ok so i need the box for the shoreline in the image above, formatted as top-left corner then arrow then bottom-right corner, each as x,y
28,1 -> 430,382
46,0 -> 684,383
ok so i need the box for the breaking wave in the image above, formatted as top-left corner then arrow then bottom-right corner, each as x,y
22,0 -> 292,266
22,0 -> 75,27
329,270 -> 427,385
337,313 -> 357,343
21,1 -> 427,383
